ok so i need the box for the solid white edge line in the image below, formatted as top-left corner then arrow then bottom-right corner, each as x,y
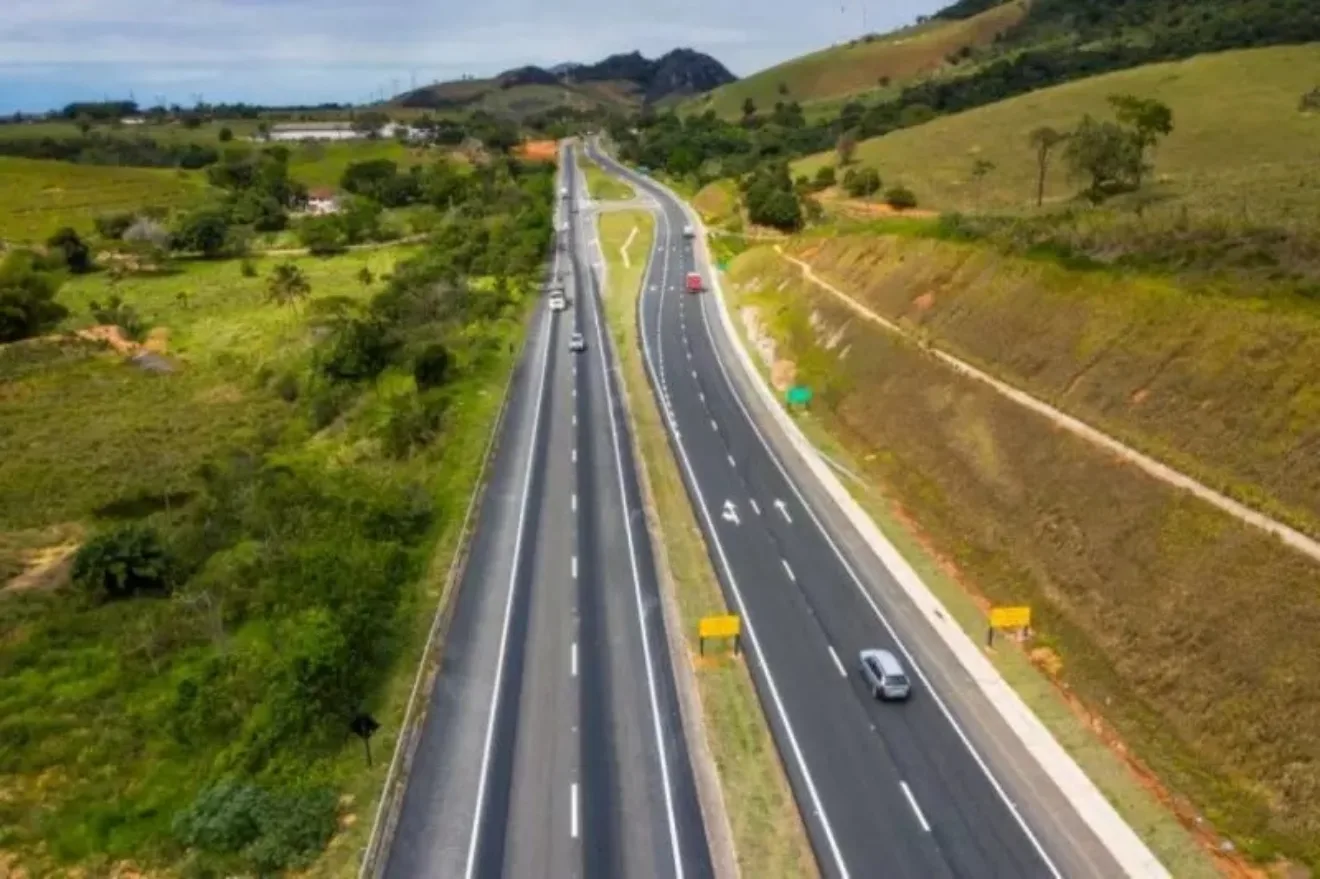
462,285 -> 556,879
827,644 -> 847,678
581,155 -> 688,878
680,178 -> 1065,878
571,782 -> 580,839
900,781 -> 932,833
610,151 -> 851,879
781,559 -> 796,582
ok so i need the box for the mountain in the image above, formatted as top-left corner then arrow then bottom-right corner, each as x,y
395,48 -> 735,120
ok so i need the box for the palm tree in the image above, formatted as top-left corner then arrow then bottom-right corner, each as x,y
265,261 -> 311,309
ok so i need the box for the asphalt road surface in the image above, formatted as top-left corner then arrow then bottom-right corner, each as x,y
382,144 -> 712,879
589,140 -> 1130,879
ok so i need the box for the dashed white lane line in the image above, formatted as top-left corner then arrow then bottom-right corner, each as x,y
572,642 -> 578,678
827,644 -> 847,677
781,559 -> 796,582
571,782 -> 580,839
900,781 -> 932,833
571,556 -> 578,579
572,493 -> 577,512
572,448 -> 577,463
573,414 -> 577,427
710,419 -> 718,432
727,454 -> 736,468
750,498 -> 761,516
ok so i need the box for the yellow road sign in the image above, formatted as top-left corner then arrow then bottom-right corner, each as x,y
990,606 -> 1031,629
699,614 -> 741,640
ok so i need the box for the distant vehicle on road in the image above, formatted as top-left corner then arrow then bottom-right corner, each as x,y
561,187 -> 569,198
569,331 -> 586,352
685,272 -> 703,294
549,291 -> 566,312
859,649 -> 911,701
683,224 -> 695,238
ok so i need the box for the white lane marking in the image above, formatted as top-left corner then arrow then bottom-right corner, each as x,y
687,351 -> 692,361
581,182 -> 688,876
698,392 -> 705,404
573,387 -> 577,398
710,419 -> 718,432
687,196 -> 1063,877
572,448 -> 577,463
571,555 -> 578,579
827,644 -> 847,677
727,454 -> 736,468
635,197 -> 851,879
750,498 -> 761,516
572,642 -> 578,678
691,369 -> 697,379
573,414 -> 577,427
774,499 -> 793,524
572,493 -> 577,512
463,298 -> 556,879
571,782 -> 580,839
781,559 -> 796,582
900,781 -> 932,832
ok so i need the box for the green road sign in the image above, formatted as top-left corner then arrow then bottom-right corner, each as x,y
786,386 -> 813,407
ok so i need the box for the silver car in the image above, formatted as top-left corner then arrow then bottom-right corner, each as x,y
569,331 -> 586,352
859,649 -> 911,701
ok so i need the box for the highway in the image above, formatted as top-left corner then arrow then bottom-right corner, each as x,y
382,143 -> 712,879
588,140 -> 1130,879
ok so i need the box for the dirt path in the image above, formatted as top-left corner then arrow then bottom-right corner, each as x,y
777,247 -> 1320,565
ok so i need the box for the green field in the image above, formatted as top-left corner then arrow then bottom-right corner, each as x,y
283,139 -> 430,188
793,44 -> 1320,224
580,154 -> 635,201
0,156 -> 212,243
0,119 -> 263,145
684,1 -> 1025,119
725,242 -> 1320,871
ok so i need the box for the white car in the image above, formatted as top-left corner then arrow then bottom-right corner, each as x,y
682,224 -> 695,238
549,292 -> 566,312
569,331 -> 586,352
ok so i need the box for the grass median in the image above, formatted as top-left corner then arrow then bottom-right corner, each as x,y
579,150 -> 635,201
596,209 -> 817,879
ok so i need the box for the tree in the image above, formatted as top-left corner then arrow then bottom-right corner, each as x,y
89,293 -> 146,340
95,212 -> 137,240
1107,94 -> 1173,187
339,196 -> 383,245
218,126 -> 234,142
836,129 -> 858,166
1027,126 -> 1068,207
299,216 -> 347,255
172,209 -> 231,258
72,523 -> 176,602
741,97 -> 756,119
352,110 -> 390,137
814,165 -> 837,189
885,185 -> 918,209
357,266 -> 374,288
46,227 -> 93,273
1064,115 -> 1142,203
0,251 -> 68,342
266,261 -> 311,309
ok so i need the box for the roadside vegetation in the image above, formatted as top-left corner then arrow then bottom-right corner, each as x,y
0,150 -> 554,876
596,209 -> 816,879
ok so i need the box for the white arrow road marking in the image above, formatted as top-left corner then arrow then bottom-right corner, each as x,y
774,499 -> 793,523
721,500 -> 740,526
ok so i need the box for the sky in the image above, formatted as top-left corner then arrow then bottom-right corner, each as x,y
0,0 -> 948,114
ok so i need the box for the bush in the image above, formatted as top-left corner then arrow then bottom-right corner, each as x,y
172,780 -> 337,873
1303,87 -> 1320,112
172,209 -> 232,258
412,341 -> 451,389
885,185 -> 918,209
95,212 -> 137,240
46,227 -> 94,273
88,293 -> 146,340
298,216 -> 347,255
240,258 -> 258,278
814,165 -> 837,188
72,523 -> 176,602
124,217 -> 170,250
218,126 -> 233,142
0,250 -> 69,342
842,166 -> 882,198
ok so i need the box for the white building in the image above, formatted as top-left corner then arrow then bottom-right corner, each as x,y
266,122 -> 360,142
305,188 -> 341,215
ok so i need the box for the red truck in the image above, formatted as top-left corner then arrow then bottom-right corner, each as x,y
685,271 -> 703,294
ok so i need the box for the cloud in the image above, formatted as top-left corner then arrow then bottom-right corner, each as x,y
0,0 -> 944,111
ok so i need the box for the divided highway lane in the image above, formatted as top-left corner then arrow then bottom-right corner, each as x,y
590,142 -> 1126,879
383,144 -> 712,879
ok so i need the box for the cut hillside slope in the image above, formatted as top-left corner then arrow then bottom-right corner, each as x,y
793,44 -> 1320,224
684,1 -> 1026,119
783,233 -> 1320,540
724,244 -> 1320,872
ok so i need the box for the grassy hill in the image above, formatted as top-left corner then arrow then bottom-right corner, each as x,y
684,1 -> 1027,120
0,157 -> 211,243
793,44 -> 1320,225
